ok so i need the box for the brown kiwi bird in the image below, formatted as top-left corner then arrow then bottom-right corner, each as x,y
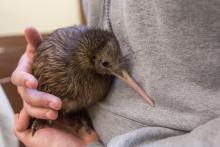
31,25 -> 155,135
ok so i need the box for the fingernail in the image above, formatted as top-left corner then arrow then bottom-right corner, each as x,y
25,81 -> 31,88
26,81 -> 35,89
49,102 -> 60,110
26,79 -> 38,89
46,111 -> 58,120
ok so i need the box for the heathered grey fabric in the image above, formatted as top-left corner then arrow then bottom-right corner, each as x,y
85,0 -> 220,146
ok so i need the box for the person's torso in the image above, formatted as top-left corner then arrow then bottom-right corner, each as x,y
85,0 -> 220,144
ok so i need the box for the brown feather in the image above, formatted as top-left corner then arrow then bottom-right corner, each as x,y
31,25 -> 122,135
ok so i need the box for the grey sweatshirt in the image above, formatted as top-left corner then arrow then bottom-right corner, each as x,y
84,0 -> 220,146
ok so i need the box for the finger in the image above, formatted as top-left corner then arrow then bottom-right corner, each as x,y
24,27 -> 42,66
14,113 -> 31,146
13,53 -> 32,73
24,26 -> 42,52
18,87 -> 62,110
15,108 -> 31,132
11,52 -> 38,88
11,70 -> 38,89
13,113 -> 19,133
11,27 -> 42,88
24,102 -> 58,120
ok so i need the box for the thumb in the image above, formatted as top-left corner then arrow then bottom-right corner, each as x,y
24,26 -> 42,55
14,113 -> 31,146
16,108 -> 31,132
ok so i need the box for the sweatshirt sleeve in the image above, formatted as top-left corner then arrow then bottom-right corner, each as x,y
106,117 -> 220,147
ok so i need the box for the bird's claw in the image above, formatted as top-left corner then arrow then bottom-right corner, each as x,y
31,119 -> 49,136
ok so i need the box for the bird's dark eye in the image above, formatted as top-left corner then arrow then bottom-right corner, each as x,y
102,61 -> 111,68
91,56 -> 96,63
92,56 -> 96,60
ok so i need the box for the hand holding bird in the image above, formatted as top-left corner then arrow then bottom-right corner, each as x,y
12,27 -> 99,146
12,25 -> 155,142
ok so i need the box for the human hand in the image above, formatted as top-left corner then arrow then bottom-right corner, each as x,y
13,114 -> 100,147
12,27 -> 100,146
11,27 -> 62,132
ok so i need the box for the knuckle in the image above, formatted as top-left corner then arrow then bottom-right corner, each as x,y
26,106 -> 46,119
37,92 -> 50,106
24,103 -> 33,116
11,71 -> 15,79
37,92 -> 44,100
11,71 -> 26,86
20,89 -> 30,102
17,87 -> 27,101
25,90 -> 40,106
25,106 -> 35,117
11,71 -> 18,84
17,87 -> 21,94
23,90 -> 49,107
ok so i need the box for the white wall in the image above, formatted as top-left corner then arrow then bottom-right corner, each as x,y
0,0 -> 81,36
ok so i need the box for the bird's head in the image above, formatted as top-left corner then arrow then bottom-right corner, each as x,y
91,35 -> 155,107
92,37 -> 123,76
77,29 -> 155,106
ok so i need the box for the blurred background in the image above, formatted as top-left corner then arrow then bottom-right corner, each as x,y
0,0 -> 85,146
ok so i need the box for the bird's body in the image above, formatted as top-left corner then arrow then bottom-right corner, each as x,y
31,25 -> 154,135
33,26 -> 114,114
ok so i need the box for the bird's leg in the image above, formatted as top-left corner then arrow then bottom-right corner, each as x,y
60,110 -> 94,136
61,99 -> 93,134
57,111 -> 99,143
75,112 -> 93,135
30,118 -> 54,136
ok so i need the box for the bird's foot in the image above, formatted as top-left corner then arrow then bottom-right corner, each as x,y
80,118 -> 93,134
77,125 -> 99,143
31,119 -> 53,136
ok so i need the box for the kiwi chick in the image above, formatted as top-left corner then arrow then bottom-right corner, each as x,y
31,25 -> 154,136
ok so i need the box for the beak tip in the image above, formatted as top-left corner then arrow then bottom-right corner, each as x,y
118,70 -> 156,107
149,99 -> 155,107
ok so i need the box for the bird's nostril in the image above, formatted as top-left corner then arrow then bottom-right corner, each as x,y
102,61 -> 110,68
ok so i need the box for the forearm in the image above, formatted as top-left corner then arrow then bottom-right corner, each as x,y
104,117 -> 220,147
149,117 -> 220,147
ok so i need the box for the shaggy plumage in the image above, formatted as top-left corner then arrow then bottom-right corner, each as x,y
31,25 -> 154,135
31,26 -> 121,135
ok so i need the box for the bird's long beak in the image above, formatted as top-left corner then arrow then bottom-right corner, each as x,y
113,70 -> 155,107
